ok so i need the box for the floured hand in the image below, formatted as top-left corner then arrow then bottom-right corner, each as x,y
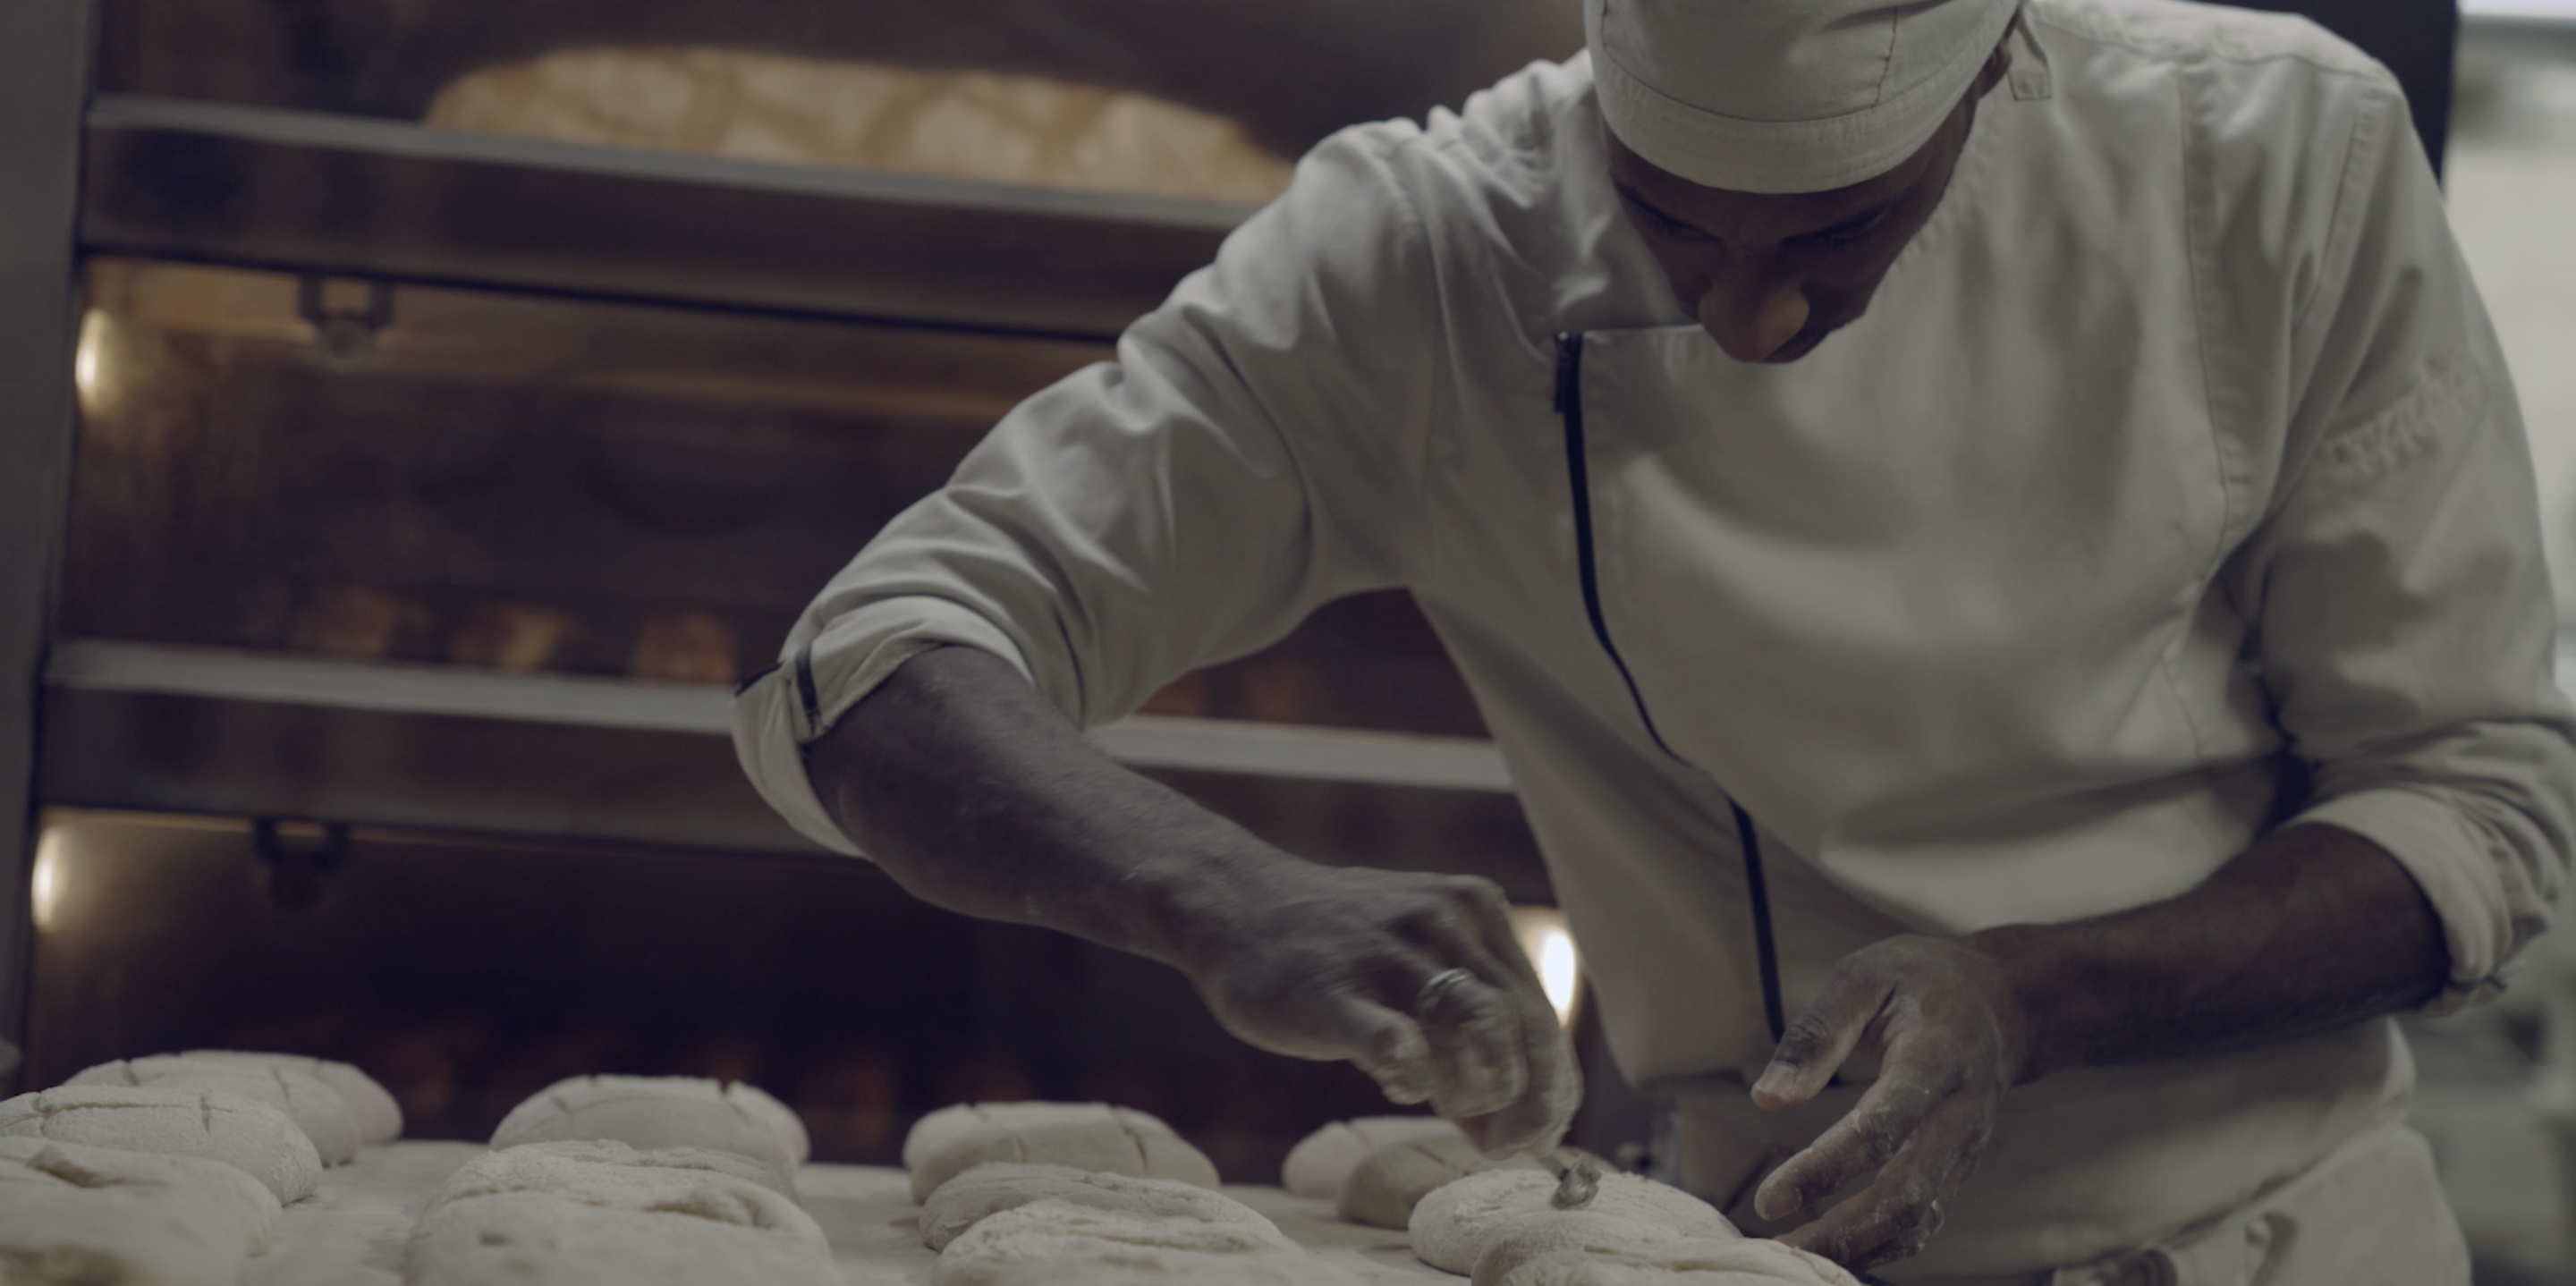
1747,935 -> 2032,1273
1173,862 -> 1580,1156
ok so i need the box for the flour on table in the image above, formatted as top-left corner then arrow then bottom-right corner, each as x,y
405,1139 -> 836,1286
68,1055 -> 363,1164
178,1049 -> 404,1144
904,1102 -> 1217,1203
0,1135 -> 282,1286
1281,1115 -> 1464,1198
488,1074 -> 809,1172
933,1197 -> 1357,1286
1336,1131 -> 1549,1230
920,1161 -> 1287,1250
0,1085 -> 321,1202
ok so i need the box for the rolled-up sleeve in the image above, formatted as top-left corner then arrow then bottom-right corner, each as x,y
733,127 -> 1448,858
2236,90 -> 2576,1011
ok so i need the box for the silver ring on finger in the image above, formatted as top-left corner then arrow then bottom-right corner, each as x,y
1416,967 -> 1477,1018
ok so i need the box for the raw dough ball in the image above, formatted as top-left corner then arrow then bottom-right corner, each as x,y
1336,1132 -> 1547,1230
905,1102 -> 1217,1203
178,1049 -> 404,1144
438,1138 -> 801,1206
489,1074 -> 809,1172
68,1055 -> 362,1164
1489,1237 -> 1863,1286
407,1193 -> 838,1286
903,1102 -> 1179,1170
1409,1168 -> 1738,1276
1281,1115 -> 1464,1198
407,1138 -> 836,1286
974,1252 -> 1361,1286
920,1162 -> 1284,1251
0,1085 -> 322,1203
0,1136 -> 284,1285
934,1198 -> 1350,1286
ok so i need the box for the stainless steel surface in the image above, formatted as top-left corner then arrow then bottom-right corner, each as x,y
81,94 -> 1248,339
0,0 -> 93,1083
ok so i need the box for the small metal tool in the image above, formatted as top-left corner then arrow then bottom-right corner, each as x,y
1537,1148 -> 1601,1210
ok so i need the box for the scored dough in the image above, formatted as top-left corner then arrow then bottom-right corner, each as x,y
407,1192 -> 839,1286
904,1102 -> 1179,1170
1408,1168 -> 1739,1277
179,1049 -> 404,1144
406,1139 -> 836,1286
438,1138 -> 801,1206
0,1136 -> 283,1286
1487,1237 -> 1865,1286
489,1075 -> 809,1172
68,1055 -> 363,1164
1337,1132 -> 1548,1230
0,1085 -> 322,1203
933,1197 -> 1354,1286
920,1162 -> 1286,1251
1280,1115 -> 1464,1198
904,1102 -> 1218,1203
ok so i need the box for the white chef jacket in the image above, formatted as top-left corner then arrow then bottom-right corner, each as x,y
736,0 -> 2573,1273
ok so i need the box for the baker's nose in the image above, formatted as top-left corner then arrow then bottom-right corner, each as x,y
1698,269 -> 1809,363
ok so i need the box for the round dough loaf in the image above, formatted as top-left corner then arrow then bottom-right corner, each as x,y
1335,1132 -> 1547,1230
408,1189 -> 839,1286
0,1085 -> 322,1203
441,1138 -> 801,1206
67,1055 -> 362,1164
905,1103 -> 1217,1203
1488,1237 -> 1864,1286
0,1137 -> 284,1286
921,1162 -> 1284,1251
933,1198 -> 1344,1286
489,1074 -> 809,1172
0,1133 -> 283,1249
1407,1168 -> 1738,1276
179,1049 -> 404,1144
1280,1115 -> 1463,1198
973,1250 -> 1361,1286
903,1102 -> 1178,1170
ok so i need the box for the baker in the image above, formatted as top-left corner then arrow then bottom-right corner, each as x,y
733,0 -> 2573,1280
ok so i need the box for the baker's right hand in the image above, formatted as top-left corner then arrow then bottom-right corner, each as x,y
1172,861 -> 1580,1156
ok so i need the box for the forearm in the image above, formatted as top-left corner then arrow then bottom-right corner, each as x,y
1969,822 -> 2450,1080
802,644 -> 1583,1147
801,644 -> 1289,971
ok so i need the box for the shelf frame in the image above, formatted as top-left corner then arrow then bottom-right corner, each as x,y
80,94 -> 1250,340
0,0 -> 93,1087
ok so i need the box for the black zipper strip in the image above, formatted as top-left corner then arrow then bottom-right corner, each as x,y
793,641 -> 824,735
1555,330 -> 1788,1046
1733,801 -> 1786,1044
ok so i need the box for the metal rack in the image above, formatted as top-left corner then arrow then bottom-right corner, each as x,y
0,0 -> 1550,1080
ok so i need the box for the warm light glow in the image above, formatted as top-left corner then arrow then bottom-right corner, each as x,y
30,828 -> 64,934
72,309 -> 112,417
1508,906 -> 1584,1027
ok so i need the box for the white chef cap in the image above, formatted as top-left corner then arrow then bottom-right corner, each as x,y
1587,0 -> 2020,194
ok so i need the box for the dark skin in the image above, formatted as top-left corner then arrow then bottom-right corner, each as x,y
807,32 -> 2456,1273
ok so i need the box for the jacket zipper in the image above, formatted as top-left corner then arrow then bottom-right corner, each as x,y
1555,332 -> 1787,1045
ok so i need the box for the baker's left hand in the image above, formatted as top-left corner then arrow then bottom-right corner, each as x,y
1748,935 -> 2037,1272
